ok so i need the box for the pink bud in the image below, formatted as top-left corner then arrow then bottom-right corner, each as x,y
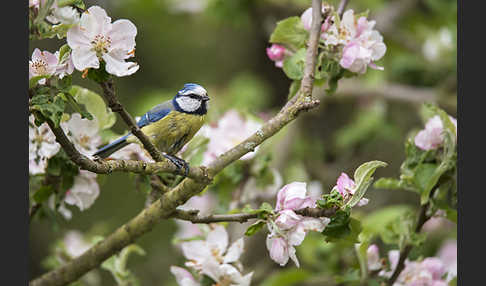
266,44 -> 286,62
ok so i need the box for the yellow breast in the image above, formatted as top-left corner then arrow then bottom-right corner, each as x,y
127,111 -> 206,155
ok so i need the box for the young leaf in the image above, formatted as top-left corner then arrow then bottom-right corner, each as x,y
269,17 -> 308,49
347,161 -> 388,207
245,220 -> 266,236
33,185 -> 54,203
30,94 -> 66,127
282,48 -> 306,80
69,85 -> 116,130
29,75 -> 51,89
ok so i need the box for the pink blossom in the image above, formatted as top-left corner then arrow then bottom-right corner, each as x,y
414,115 -> 457,150
29,48 -> 58,84
64,170 -> 100,211
266,44 -> 285,61
275,182 -> 315,211
267,182 -> 330,267
202,110 -> 262,166
438,240 -> 457,282
335,172 -> 356,197
66,6 -> 139,77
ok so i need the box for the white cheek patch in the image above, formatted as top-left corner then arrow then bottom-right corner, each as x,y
176,96 -> 201,112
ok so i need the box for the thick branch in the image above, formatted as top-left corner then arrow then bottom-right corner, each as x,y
172,206 -> 338,224
30,2 -> 324,285
100,79 -> 164,162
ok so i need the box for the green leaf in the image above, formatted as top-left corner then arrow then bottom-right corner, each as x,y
29,75 -> 51,89
30,94 -> 66,127
33,185 -> 54,203
58,44 -> 71,63
282,48 -> 306,80
269,17 -> 308,49
259,202 -> 273,213
347,161 -> 388,207
260,268 -> 311,286
101,244 -> 145,285
322,210 -> 362,243
373,178 -> 407,190
86,61 -> 111,83
361,205 -> 412,241
413,163 -> 438,204
63,92 -> 93,120
245,220 -> 266,236
69,85 -> 116,130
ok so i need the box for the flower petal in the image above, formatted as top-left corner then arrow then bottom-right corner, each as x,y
223,238 -> 244,264
266,236 -> 289,266
102,52 -> 139,77
80,6 -> 111,38
170,266 -> 200,286
67,24 -> 92,49
71,47 -> 99,71
206,224 -> 229,256
181,241 -> 210,262
108,19 -> 137,52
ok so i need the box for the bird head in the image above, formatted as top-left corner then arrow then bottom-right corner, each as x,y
173,83 -> 210,114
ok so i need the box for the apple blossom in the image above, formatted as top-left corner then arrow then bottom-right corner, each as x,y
29,115 -> 61,175
414,115 -> 457,151
61,113 -> 102,157
177,225 -> 253,286
266,44 -> 286,68
64,170 -> 100,211
47,194 -> 73,220
333,172 -> 369,206
29,48 -> 58,84
66,6 -> 139,77
266,182 -> 330,267
202,110 -> 262,166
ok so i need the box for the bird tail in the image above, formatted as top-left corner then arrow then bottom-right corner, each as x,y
93,134 -> 130,159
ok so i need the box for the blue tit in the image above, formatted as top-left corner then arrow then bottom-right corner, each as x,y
94,83 -> 210,173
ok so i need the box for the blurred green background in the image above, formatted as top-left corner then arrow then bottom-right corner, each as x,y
29,0 -> 457,285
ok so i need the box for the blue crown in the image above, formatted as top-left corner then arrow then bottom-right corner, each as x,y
178,83 -> 207,96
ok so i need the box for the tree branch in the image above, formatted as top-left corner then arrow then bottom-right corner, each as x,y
172,206 -> 338,224
42,118 -> 211,182
30,1 -> 323,285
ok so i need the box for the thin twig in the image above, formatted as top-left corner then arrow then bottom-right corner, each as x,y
29,1 -> 324,285
39,116 -> 211,182
172,206 -> 338,224
386,202 -> 431,285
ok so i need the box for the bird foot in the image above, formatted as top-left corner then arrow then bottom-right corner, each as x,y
163,154 -> 189,176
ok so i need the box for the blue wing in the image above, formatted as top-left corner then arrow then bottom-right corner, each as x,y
136,100 -> 174,128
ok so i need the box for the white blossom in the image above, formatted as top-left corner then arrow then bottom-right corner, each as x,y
29,115 -> 61,175
67,6 -> 139,77
64,170 -> 100,211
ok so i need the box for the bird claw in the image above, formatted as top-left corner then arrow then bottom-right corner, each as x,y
163,154 -> 189,176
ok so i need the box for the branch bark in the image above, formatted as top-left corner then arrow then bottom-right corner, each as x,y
30,1 -> 323,285
43,119 -> 211,182
172,206 -> 338,224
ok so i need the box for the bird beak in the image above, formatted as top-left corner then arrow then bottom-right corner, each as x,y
201,95 -> 210,101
